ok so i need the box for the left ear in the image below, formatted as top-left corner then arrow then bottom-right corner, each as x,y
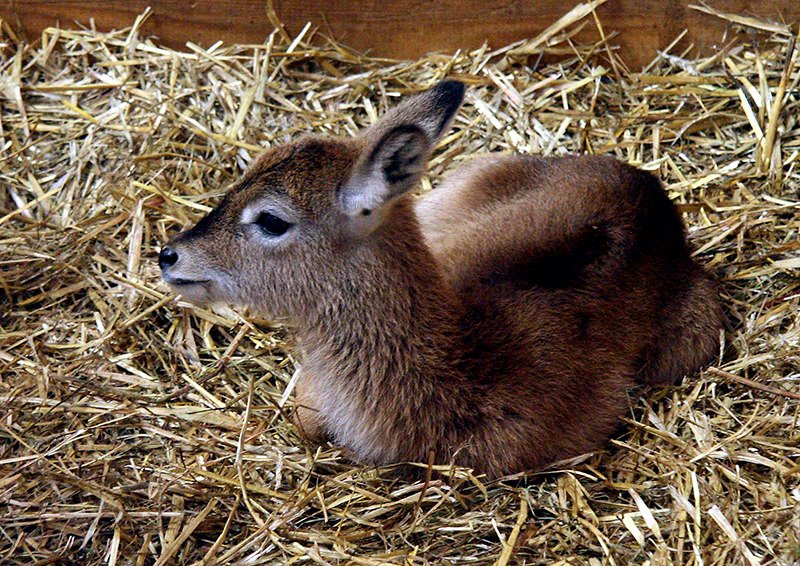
339,124 -> 430,217
338,80 -> 465,219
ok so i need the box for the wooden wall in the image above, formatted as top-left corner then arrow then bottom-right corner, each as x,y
2,1 -> 798,69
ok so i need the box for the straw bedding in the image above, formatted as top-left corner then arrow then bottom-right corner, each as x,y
1,2 -> 798,564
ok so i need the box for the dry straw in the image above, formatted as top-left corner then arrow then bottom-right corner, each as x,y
1,2 -> 799,564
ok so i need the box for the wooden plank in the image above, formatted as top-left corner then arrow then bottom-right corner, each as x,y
1,1 -> 798,69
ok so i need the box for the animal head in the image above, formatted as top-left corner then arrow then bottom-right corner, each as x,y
159,80 -> 465,323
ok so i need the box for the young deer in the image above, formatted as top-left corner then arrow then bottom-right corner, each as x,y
160,81 -> 722,478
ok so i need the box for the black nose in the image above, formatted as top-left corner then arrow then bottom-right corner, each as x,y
159,246 -> 178,269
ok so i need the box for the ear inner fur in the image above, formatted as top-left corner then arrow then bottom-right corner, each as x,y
369,124 -> 429,185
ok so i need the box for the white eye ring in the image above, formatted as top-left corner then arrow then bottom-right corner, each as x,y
241,204 -> 298,245
253,211 -> 293,237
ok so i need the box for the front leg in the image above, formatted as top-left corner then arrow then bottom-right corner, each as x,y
292,370 -> 328,443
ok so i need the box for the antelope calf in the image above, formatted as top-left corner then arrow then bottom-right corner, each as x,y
160,81 -> 722,478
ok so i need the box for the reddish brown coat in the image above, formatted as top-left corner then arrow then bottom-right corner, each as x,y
161,81 -> 722,478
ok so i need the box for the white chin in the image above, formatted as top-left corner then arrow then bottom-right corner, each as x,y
167,282 -> 214,306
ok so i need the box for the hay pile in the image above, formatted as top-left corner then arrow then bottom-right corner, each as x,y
1,3 -> 799,564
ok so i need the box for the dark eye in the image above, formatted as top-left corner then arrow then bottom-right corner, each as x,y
254,212 -> 292,236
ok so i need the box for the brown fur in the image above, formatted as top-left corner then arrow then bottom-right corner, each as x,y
160,81 -> 723,478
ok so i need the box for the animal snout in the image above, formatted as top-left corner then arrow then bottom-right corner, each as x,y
157,242 -> 215,291
158,246 -> 179,270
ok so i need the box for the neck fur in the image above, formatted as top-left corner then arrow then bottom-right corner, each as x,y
295,198 -> 471,462
303,198 -> 464,383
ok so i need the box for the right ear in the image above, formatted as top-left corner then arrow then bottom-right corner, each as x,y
338,80 -> 465,221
